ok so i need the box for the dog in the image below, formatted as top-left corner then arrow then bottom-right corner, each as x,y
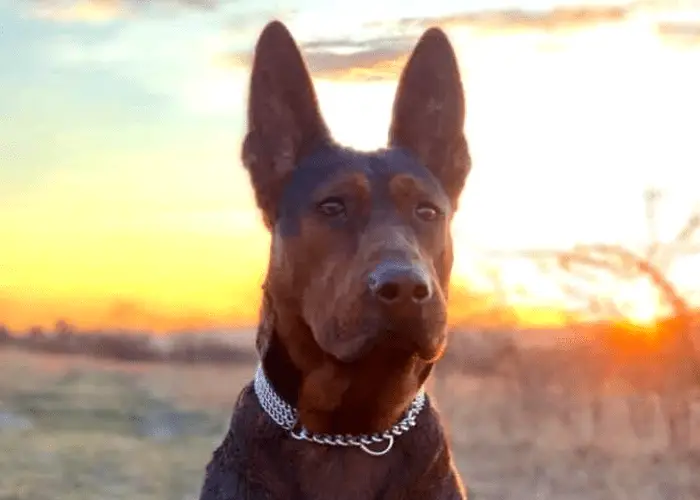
198,20 -> 471,500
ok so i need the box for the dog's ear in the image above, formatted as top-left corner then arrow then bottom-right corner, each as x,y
389,28 -> 470,209
242,21 -> 330,229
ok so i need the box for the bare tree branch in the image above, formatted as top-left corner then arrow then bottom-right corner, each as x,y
644,187 -> 662,260
655,208 -> 700,274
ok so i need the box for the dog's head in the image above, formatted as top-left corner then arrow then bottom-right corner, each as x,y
242,22 -> 470,426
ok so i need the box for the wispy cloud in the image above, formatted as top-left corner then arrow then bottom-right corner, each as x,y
655,19 -> 700,46
221,4 -> 638,81
222,34 -> 415,82
32,0 -> 124,22
389,4 -> 632,32
28,0 -> 219,22
223,2 -> 700,82
26,0 -> 700,85
24,1 -> 649,83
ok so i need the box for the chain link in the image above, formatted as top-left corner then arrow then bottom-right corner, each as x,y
253,364 -> 426,457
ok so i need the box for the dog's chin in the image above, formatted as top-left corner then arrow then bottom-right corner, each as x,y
391,328 -> 447,363
415,337 -> 447,363
314,324 -> 447,365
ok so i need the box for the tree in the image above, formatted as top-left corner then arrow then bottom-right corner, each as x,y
487,188 -> 700,449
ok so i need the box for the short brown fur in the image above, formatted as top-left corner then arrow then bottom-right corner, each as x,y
199,20 -> 471,500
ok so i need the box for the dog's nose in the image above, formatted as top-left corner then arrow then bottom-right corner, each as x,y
368,262 -> 432,305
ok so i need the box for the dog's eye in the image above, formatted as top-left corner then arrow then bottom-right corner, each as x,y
317,197 -> 346,218
415,202 -> 441,222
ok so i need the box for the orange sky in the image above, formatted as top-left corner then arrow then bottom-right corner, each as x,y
1,2 -> 699,332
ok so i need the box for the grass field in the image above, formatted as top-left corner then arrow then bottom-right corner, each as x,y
1,345 -> 699,500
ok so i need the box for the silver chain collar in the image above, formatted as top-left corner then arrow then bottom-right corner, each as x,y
253,363 -> 426,457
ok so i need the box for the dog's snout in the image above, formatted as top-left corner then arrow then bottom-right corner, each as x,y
368,263 -> 432,305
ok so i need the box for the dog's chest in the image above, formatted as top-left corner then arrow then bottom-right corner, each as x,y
291,448 -> 401,500
211,385 -> 449,499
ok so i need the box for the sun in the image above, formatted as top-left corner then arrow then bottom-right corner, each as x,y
615,281 -> 662,327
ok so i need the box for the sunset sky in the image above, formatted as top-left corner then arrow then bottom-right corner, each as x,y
1,0 -> 699,331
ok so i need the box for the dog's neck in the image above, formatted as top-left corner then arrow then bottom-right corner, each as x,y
260,323 -> 432,435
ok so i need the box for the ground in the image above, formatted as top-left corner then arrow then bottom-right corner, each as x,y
1,346 -> 699,500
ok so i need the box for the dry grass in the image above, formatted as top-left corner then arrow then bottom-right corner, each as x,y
431,372 -> 700,500
2,344 -> 700,500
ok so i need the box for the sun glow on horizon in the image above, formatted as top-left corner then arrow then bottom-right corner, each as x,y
614,281 -> 664,327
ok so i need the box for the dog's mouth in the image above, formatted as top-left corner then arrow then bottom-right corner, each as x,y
319,321 -> 447,365
384,326 -> 447,363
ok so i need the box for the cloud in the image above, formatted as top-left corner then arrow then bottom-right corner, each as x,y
27,1 -> 700,86
32,0 -> 124,22
29,0 -> 218,22
392,4 -> 633,32
222,4 -> 639,82
223,34 -> 415,82
655,19 -> 700,46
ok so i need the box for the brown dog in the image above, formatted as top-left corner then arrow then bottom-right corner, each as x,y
198,20 -> 471,500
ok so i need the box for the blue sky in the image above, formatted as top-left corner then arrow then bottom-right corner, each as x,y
1,0 -> 240,197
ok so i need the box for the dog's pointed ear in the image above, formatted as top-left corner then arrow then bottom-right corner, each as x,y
389,28 -> 470,209
242,21 -> 330,229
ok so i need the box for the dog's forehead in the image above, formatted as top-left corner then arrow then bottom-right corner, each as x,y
284,146 -> 443,198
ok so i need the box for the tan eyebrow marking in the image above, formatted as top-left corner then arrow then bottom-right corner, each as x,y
315,172 -> 371,200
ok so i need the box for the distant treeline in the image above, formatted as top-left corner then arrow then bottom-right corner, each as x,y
0,322 -> 258,365
0,321 -> 517,372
